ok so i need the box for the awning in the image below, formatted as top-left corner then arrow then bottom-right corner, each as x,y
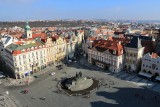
138,72 -> 152,78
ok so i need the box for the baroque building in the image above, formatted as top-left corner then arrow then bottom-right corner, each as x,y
1,22 -> 83,79
88,39 -> 123,72
5,40 -> 46,79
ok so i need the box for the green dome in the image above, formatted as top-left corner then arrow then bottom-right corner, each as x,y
25,21 -> 31,31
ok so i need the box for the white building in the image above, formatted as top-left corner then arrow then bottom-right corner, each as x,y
139,53 -> 160,81
5,40 -> 46,79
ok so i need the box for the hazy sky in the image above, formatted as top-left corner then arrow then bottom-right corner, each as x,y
0,0 -> 160,21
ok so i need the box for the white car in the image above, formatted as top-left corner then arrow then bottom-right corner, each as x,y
68,60 -> 72,62
0,74 -> 5,78
50,72 -> 55,76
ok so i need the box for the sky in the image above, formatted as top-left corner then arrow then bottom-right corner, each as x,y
0,0 -> 160,21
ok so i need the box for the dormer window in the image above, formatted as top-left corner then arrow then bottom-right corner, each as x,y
21,49 -> 25,52
113,50 -> 116,54
31,47 -> 34,50
27,48 -> 30,51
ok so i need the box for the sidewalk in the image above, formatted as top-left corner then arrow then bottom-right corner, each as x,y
7,76 -> 35,86
6,64 -> 57,87
0,94 -> 18,107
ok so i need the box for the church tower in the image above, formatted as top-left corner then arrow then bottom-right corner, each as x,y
24,21 -> 32,38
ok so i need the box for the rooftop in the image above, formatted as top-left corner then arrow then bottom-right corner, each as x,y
6,41 -> 44,51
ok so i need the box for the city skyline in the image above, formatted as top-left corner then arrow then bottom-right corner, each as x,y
0,0 -> 160,21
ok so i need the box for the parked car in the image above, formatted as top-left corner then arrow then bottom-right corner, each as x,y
34,76 -> 39,78
0,74 -> 5,78
68,60 -> 72,62
50,72 -> 55,76
21,89 -> 29,94
40,97 -> 46,100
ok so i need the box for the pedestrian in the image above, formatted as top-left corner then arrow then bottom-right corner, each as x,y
141,96 -> 144,100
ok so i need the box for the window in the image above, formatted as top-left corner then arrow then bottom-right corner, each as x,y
32,53 -> 34,57
146,65 -> 148,67
113,50 -> 116,54
23,55 -> 26,59
21,49 -> 25,52
14,57 -> 16,61
156,68 -> 158,70
16,68 -> 19,72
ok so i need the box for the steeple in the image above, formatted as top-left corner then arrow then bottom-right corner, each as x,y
25,21 -> 31,31
24,21 -> 32,39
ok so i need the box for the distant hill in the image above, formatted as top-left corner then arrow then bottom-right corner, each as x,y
0,20 -> 98,28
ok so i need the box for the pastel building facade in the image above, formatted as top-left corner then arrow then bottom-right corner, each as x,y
5,40 -> 46,79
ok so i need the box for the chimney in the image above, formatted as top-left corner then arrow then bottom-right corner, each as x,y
118,41 -> 121,45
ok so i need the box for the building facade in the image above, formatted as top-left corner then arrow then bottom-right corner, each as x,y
139,53 -> 160,81
1,22 -> 83,79
124,36 -> 144,72
5,40 -> 46,79
88,39 -> 124,72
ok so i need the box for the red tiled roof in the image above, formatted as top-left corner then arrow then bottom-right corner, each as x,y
14,41 -> 23,45
13,50 -> 21,55
32,33 -> 47,39
92,39 -> 123,56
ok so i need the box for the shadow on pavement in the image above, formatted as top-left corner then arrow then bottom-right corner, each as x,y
91,87 -> 160,107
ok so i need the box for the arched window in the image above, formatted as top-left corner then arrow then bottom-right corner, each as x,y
155,73 -> 159,77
